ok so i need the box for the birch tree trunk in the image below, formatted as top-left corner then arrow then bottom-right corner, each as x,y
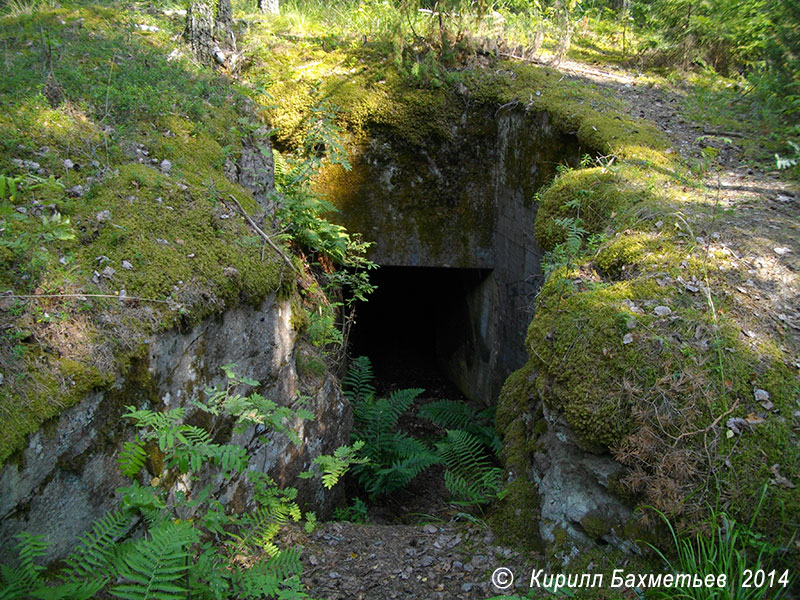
258,0 -> 279,15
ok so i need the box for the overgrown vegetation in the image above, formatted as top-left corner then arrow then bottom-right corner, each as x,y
646,494 -> 795,600
0,365 -> 356,599
343,356 -> 504,506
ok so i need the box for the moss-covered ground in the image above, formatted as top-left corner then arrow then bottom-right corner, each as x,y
0,2 -> 292,467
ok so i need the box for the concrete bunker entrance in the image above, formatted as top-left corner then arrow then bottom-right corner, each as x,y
348,266 -> 492,401
332,107 -> 583,403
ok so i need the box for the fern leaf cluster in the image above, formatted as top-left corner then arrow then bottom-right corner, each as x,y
344,357 -> 504,505
112,522 -> 198,600
342,355 -> 375,403
437,430 -> 503,505
347,372 -> 439,496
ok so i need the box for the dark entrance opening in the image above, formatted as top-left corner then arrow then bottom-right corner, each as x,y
348,266 -> 492,399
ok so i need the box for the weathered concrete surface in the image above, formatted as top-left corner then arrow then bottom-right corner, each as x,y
327,106 -> 580,403
0,295 -> 350,562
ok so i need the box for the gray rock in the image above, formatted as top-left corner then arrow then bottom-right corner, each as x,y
653,305 -> 671,316
0,295 -> 351,563
96,210 -> 111,223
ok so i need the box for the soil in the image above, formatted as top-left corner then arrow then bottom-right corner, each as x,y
294,58 -> 799,600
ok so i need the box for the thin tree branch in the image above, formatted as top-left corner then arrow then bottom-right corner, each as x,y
227,195 -> 297,273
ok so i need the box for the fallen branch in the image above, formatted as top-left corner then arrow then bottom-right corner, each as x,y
702,129 -> 746,139
2,293 -> 170,303
227,195 -> 297,273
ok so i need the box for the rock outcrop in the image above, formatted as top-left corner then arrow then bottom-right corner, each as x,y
0,294 -> 351,562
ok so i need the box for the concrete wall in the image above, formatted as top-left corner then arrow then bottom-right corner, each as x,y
329,106 -> 580,403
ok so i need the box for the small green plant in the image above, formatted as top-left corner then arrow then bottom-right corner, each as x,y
301,440 -> 367,489
272,97 -> 353,265
0,173 -> 74,291
644,490 -> 795,600
350,382 -> 442,497
775,140 -> 799,170
344,357 -> 505,506
332,497 -> 370,524
0,364 -> 358,599
419,400 -> 504,506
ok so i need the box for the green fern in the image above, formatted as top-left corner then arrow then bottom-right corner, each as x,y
436,429 -> 503,506
418,400 -> 502,454
62,509 -> 133,582
304,441 -> 367,489
111,521 -> 198,600
362,441 -> 441,496
0,533 -> 48,600
118,437 -> 147,478
343,355 -> 376,403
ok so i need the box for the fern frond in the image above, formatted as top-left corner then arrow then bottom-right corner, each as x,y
118,437 -> 147,478
234,550 -> 305,600
63,509 -> 133,582
111,522 -> 198,600
29,580 -> 106,600
385,388 -> 423,423
0,533 -> 49,599
343,356 -> 375,403
419,401 -> 501,454
362,449 -> 440,496
437,429 -> 502,505
417,399 -> 474,430
186,544 -> 229,600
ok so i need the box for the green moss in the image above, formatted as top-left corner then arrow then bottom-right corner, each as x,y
534,166 -> 656,252
488,478 -> 544,552
579,510 -> 612,539
0,3 -> 291,468
594,232 -> 658,277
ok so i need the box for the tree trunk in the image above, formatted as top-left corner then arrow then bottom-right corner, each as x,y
258,0 -> 279,15
186,0 -> 215,65
215,0 -> 235,51
187,0 -> 235,65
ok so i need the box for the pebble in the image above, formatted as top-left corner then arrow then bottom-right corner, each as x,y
96,210 -> 111,223
653,305 -> 671,316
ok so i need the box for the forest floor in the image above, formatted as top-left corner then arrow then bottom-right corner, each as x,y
277,56 -> 800,600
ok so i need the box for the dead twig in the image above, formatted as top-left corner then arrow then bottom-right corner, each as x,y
227,195 -> 297,273
669,399 -> 739,448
